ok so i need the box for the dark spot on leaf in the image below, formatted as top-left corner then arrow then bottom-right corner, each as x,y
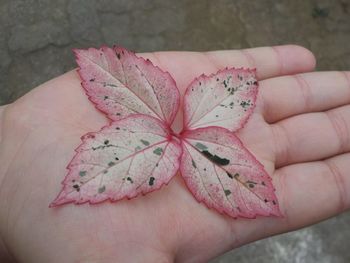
116,127 -> 120,130
149,177 -> 155,186
199,82 -> 201,85
216,78 -> 219,81
226,172 -> 233,179
253,81 -> 258,85
115,157 -> 119,161
215,115 -> 219,118
104,96 -> 109,100
201,150 -> 213,158
135,146 -> 142,151
116,113 -> 121,116
116,53 -> 121,59
156,163 -> 159,167
264,199 -> 268,203
127,177 -> 133,183
73,184 -> 80,192
108,161 -> 115,166
103,170 -> 108,174
140,139 -> 150,146
104,140 -> 109,145
224,189 -> 231,196
98,185 -> 106,193
234,173 -> 240,178
201,150 -> 230,166
203,168 -> 206,171
89,78 -> 95,82
195,142 -> 208,150
262,181 -> 266,186
223,80 -> 227,87
79,171 -> 87,177
192,159 -> 197,168
246,180 -> 257,188
272,200 -> 277,205
153,147 -> 163,156
240,101 -> 251,108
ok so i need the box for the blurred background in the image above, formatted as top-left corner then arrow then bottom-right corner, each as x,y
0,0 -> 349,262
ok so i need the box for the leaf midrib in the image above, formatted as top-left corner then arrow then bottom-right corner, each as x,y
80,52 -> 163,121
65,139 -> 170,196
182,138 -> 268,205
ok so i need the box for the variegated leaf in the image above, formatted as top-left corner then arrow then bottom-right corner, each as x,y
180,127 -> 280,218
51,115 -> 181,206
183,68 -> 258,131
75,46 -> 180,125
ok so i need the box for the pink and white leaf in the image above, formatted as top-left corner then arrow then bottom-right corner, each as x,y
51,115 -> 182,206
183,68 -> 258,132
75,46 -> 180,125
180,127 -> 280,218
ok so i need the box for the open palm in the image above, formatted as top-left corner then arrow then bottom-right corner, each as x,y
0,45 -> 349,263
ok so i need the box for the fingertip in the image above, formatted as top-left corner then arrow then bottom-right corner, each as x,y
290,45 -> 317,71
274,45 -> 316,74
301,46 -> 316,70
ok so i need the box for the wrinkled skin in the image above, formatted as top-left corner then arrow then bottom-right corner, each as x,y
0,45 -> 349,263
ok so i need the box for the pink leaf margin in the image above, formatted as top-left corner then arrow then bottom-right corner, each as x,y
74,45 -> 180,127
183,67 -> 259,132
51,45 -> 281,219
179,126 -> 282,219
50,114 -> 182,207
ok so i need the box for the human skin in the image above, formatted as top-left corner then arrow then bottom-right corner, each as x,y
0,45 -> 349,263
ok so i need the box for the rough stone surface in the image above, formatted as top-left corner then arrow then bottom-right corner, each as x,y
212,212 -> 350,263
0,0 -> 349,262
8,21 -> 70,53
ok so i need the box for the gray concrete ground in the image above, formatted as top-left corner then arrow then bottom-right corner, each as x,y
0,0 -> 349,262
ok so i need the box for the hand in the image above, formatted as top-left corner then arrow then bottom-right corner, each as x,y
0,45 -> 349,263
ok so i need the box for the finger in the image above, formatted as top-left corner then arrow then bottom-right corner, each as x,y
231,152 -> 350,246
271,105 -> 350,167
139,45 -> 316,92
261,71 -> 350,123
0,237 -> 13,263
205,45 -> 316,80
273,153 -> 350,232
0,105 -> 8,142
